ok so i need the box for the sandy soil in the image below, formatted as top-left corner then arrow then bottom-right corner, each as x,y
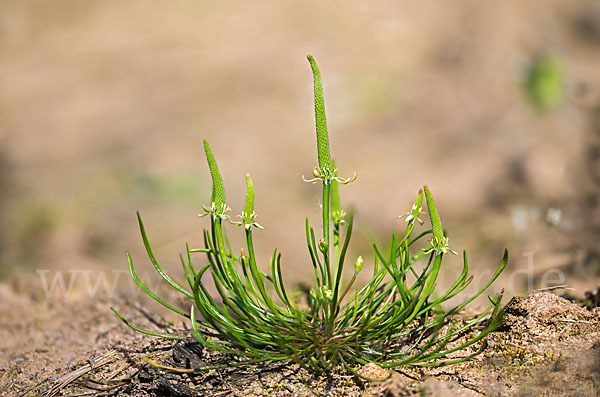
2,285 -> 599,396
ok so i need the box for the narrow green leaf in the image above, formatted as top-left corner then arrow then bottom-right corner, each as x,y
137,212 -> 194,299
112,308 -> 185,340
127,251 -> 189,319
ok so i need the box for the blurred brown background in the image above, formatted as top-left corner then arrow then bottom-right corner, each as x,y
1,0 -> 600,298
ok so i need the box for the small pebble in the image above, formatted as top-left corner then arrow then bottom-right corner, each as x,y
358,363 -> 389,381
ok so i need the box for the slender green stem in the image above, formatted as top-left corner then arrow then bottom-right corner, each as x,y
322,181 -> 332,288
337,275 -> 357,306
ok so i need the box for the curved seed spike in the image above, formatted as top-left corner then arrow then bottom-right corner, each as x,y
423,185 -> 443,242
307,55 -> 332,173
203,139 -> 226,208
400,188 -> 424,225
415,188 -> 424,213
244,174 -> 255,216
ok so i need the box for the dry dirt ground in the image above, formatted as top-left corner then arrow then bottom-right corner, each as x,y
1,285 -> 600,396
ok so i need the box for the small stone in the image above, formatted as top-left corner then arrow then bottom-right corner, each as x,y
358,363 -> 389,381
419,378 -> 469,396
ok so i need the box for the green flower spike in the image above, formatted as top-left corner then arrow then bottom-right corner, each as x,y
232,174 -> 263,230
199,139 -> 230,219
400,188 -> 425,225
423,185 -> 457,256
302,55 -> 356,186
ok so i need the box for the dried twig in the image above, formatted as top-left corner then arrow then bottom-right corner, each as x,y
45,350 -> 120,397
533,285 -> 574,292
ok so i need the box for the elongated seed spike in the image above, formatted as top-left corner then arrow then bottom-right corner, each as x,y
243,174 -> 255,216
203,139 -> 226,208
424,185 -> 444,242
307,55 -> 332,173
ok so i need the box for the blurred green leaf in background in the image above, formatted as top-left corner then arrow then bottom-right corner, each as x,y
523,55 -> 565,112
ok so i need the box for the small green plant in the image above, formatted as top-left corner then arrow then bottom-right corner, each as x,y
523,54 -> 564,111
114,55 -> 508,375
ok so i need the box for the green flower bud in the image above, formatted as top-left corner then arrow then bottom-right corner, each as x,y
323,286 -> 333,301
318,239 -> 328,254
240,248 -> 249,267
332,210 -> 346,225
354,256 -> 364,274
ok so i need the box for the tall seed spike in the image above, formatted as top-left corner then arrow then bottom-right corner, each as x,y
243,174 -> 255,216
203,139 -> 226,208
424,185 -> 444,242
307,55 -> 332,173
